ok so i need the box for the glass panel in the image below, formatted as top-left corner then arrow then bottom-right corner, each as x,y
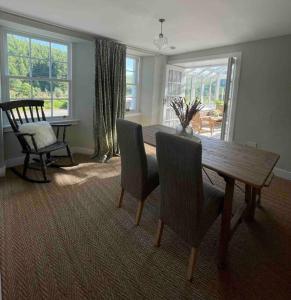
31,80 -> 51,99
126,57 -> 135,71
9,79 -> 31,99
31,59 -> 49,77
51,61 -> 68,79
8,56 -> 30,76
125,97 -> 136,112
52,81 -> 69,99
53,99 -> 69,117
7,34 -> 29,57
126,84 -> 136,98
51,43 -> 68,62
126,71 -> 135,84
43,100 -> 52,117
180,64 -> 228,139
31,39 -> 49,59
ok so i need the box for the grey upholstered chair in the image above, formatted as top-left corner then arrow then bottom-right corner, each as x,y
116,119 -> 159,225
155,132 -> 224,281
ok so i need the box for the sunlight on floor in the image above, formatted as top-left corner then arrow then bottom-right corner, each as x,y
53,159 -> 120,187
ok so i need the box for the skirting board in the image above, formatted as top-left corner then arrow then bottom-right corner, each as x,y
274,167 -> 291,181
71,147 -> 94,156
5,156 -> 25,168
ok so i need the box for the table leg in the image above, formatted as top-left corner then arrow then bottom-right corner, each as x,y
244,184 -> 258,221
218,177 -> 235,268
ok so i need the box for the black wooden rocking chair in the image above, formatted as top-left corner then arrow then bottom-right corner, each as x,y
0,99 -> 75,183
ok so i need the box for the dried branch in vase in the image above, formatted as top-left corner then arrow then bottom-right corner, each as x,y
169,97 -> 203,129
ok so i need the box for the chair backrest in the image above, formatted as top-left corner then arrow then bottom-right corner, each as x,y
156,132 -> 204,246
0,99 -> 46,132
116,119 -> 147,199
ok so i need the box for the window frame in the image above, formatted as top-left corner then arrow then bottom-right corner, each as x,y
126,55 -> 140,114
3,29 -> 72,120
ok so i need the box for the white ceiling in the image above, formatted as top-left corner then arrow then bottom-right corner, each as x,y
0,0 -> 291,55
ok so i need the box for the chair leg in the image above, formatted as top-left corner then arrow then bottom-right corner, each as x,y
257,189 -> 262,207
135,200 -> 145,225
187,247 -> 199,282
23,153 -> 30,177
155,219 -> 164,247
40,154 -> 48,182
46,152 -> 51,162
117,188 -> 125,208
66,145 -> 74,165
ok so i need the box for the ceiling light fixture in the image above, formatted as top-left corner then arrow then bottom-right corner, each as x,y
153,18 -> 168,50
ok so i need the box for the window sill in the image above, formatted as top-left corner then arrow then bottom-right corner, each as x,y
125,112 -> 141,117
3,119 -> 80,133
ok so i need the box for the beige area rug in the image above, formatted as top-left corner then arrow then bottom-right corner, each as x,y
0,150 -> 290,299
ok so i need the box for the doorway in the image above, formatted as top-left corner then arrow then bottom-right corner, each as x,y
163,55 -> 240,141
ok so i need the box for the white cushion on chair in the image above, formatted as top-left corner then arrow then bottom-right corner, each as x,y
19,121 -> 57,150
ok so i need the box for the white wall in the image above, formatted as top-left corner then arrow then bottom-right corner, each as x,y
138,56 -> 155,125
126,55 -> 166,126
168,35 -> 291,173
70,41 -> 95,151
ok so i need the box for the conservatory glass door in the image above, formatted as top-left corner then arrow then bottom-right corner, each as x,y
163,56 -> 238,141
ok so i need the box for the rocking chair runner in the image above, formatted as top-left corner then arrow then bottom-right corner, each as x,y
0,99 -> 74,183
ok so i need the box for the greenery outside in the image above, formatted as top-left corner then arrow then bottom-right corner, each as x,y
7,34 -> 70,117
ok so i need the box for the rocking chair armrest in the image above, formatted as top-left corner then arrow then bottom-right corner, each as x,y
15,132 -> 38,152
51,124 -> 71,142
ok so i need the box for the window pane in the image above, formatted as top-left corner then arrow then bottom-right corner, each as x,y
51,43 -> 68,62
31,80 -> 51,99
8,56 -> 30,76
31,59 -> 49,77
53,99 -> 69,117
9,79 -> 31,99
7,34 -> 29,57
52,81 -> 69,99
31,39 -> 49,59
126,97 -> 136,111
126,57 -> 135,71
126,71 -> 135,84
126,84 -> 136,97
51,61 -> 68,79
43,100 -> 52,117
7,33 -> 71,119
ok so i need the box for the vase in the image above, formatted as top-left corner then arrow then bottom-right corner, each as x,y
175,124 -> 193,136
175,124 -> 201,144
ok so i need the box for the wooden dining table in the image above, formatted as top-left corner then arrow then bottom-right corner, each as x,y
142,124 -> 280,267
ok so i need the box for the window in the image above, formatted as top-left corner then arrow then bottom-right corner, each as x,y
126,56 -> 139,112
6,33 -> 71,118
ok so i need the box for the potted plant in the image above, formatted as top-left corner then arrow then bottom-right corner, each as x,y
170,96 -> 203,137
